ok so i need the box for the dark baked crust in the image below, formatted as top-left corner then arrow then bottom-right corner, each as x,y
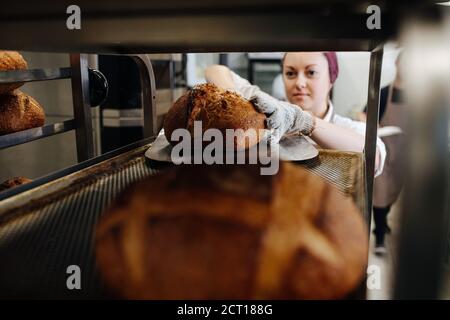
0,90 -> 45,135
95,162 -> 368,299
163,92 -> 189,144
0,51 -> 28,95
0,176 -> 32,192
163,83 -> 266,150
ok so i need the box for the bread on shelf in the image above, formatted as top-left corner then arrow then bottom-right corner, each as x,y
0,176 -> 33,192
0,51 -> 28,95
0,90 -> 45,135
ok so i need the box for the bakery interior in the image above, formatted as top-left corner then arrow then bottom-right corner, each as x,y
0,1 -> 449,300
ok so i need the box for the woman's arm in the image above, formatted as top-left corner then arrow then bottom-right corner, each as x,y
312,118 -> 381,171
206,65 -> 383,174
205,65 -> 235,91
205,65 -> 260,100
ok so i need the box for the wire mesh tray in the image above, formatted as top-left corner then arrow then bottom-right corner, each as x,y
0,143 -> 365,299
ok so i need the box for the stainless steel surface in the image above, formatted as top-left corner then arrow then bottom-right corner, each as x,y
0,0 -> 442,15
70,53 -> 95,161
393,11 -> 450,299
130,55 -> 158,137
145,130 -> 320,164
102,118 -> 143,128
0,57 -> 106,161
364,45 -> 383,232
0,120 -> 75,150
278,135 -> 319,161
0,53 -> 158,159
0,68 -> 71,83
0,1 -> 401,53
0,1 -> 440,54
102,109 -> 142,118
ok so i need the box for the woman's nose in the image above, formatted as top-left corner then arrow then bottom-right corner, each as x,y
295,74 -> 307,89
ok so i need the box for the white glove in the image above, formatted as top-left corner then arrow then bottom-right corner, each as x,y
250,91 -> 316,144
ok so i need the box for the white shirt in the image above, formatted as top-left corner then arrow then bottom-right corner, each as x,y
229,71 -> 386,177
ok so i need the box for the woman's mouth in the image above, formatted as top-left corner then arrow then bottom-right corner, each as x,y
293,93 -> 309,98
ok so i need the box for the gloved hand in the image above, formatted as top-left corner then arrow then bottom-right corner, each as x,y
250,90 -> 316,144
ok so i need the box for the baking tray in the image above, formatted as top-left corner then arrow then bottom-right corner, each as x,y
0,140 -> 365,299
145,129 -> 319,163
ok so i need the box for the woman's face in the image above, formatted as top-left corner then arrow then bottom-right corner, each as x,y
282,52 -> 332,117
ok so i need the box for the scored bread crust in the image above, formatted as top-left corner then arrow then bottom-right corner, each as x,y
0,90 -> 45,135
0,176 -> 33,192
95,162 -> 368,299
163,83 -> 266,150
0,51 -> 28,95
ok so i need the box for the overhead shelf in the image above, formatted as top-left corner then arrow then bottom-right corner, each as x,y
0,0 -> 420,53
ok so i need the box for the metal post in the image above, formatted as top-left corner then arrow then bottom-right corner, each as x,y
131,55 -> 158,137
219,53 -> 228,66
248,55 -> 254,83
169,54 -> 175,104
70,53 -> 94,161
364,45 -> 384,228
393,12 -> 450,299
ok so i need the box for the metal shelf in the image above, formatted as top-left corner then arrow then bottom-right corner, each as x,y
0,119 -> 75,149
0,67 -> 75,151
0,55 -> 95,161
0,68 -> 71,84
0,1 -> 397,54
0,54 -> 157,162
0,1 -> 442,54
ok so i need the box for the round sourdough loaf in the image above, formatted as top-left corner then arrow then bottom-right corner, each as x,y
0,51 -> 28,95
0,176 -> 33,192
0,90 -> 45,135
163,83 -> 266,150
95,161 -> 368,299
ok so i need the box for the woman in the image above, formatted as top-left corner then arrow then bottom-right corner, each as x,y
205,52 -> 386,176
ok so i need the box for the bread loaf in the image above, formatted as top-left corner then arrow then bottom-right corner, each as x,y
0,176 -> 33,192
0,90 -> 45,135
163,83 -> 266,150
0,51 -> 28,95
95,161 -> 368,299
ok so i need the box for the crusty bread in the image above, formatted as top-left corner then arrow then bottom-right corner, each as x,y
0,176 -> 33,192
0,51 -> 28,95
163,83 -> 266,150
95,161 -> 368,299
0,90 -> 45,135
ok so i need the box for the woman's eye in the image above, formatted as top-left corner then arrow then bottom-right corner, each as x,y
285,71 -> 296,77
307,70 -> 318,77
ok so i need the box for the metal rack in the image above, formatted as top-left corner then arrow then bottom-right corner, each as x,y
0,0 -> 448,299
0,140 -> 365,299
0,54 -> 158,161
0,54 -> 94,161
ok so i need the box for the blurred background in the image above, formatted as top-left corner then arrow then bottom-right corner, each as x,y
0,46 -> 401,182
